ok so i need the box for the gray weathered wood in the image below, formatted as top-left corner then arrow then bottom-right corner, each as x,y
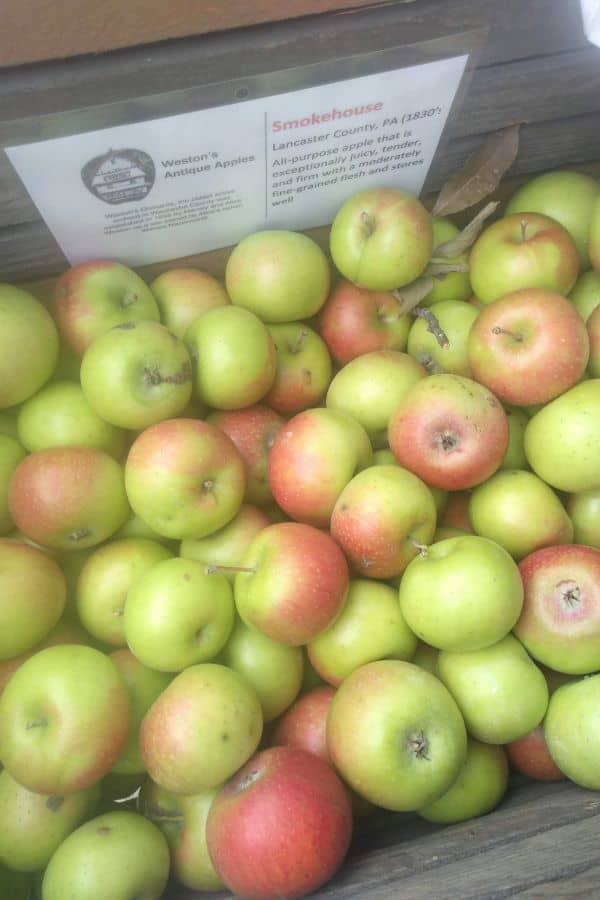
163,780 -> 600,900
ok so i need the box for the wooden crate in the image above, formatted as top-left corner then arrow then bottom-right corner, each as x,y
1,2 -> 599,897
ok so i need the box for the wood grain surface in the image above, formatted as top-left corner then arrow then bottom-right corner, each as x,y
164,779 -> 600,899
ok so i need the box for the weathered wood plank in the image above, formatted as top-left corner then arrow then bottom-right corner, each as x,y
0,0 -> 588,123
163,780 -> 600,900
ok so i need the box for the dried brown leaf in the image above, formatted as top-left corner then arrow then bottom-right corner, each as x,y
432,202 -> 500,258
392,276 -> 435,315
432,124 -> 521,216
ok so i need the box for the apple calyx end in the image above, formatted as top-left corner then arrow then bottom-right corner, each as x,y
557,579 -> 582,611
407,730 -> 430,760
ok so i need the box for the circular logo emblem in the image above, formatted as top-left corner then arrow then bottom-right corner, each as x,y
81,148 -> 155,204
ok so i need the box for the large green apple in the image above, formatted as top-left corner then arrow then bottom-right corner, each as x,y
0,283 -> 59,408
524,379 -> 600,492
506,170 -> 599,267
0,434 -> 26,534
326,659 -> 467,810
0,644 -> 130,794
544,674 -> 600,789
0,768 -> 100,872
329,187 -> 433,290
219,617 -> 303,722
52,260 -> 160,356
468,470 -> 573,560
308,578 -> 417,685
326,349 -> 425,447
124,418 -> 246,540
418,739 -> 508,824
41,810 -> 170,900
17,380 -> 126,459
0,538 -> 66,660
150,267 -> 230,337
330,464 -> 437,579
399,535 -> 523,651
139,662 -> 262,794
469,212 -> 580,304
185,305 -> 276,409
437,635 -> 549,744
125,558 -> 235,672
76,537 -> 173,647
80,320 -> 193,429
225,230 -> 330,322
407,299 -> 479,376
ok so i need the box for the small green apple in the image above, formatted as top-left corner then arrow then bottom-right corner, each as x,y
407,299 -> 479,376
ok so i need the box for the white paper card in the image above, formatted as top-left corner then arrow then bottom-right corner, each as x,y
581,0 -> 600,46
6,54 -> 468,266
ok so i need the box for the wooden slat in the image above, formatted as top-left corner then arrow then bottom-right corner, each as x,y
163,780 -> 600,899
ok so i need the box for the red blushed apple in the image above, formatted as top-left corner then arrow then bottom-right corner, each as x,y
318,280 -> 411,365
207,405 -> 284,508
235,522 -> 349,646
506,724 -> 565,782
52,260 -> 160,356
268,407 -> 372,528
272,686 -> 336,763
8,446 -> 129,551
514,544 -> 600,674
388,374 -> 509,491
588,303 -> 600,377
468,289 -> 589,406
206,746 -> 353,900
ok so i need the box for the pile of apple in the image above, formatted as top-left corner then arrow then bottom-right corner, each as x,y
1,168 -> 600,900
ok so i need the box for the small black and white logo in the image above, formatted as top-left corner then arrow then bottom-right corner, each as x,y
81,148 -> 155,204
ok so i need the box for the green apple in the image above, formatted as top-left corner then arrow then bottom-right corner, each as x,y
225,230 -> 330,322
567,488 -> 600,547
506,170 -> 599,267
52,260 -> 160,356
590,193 -> 600,272
0,644 -> 130,795
544,674 -> 600,789
326,350 -> 425,447
219,617 -> 303,722
139,662 -> 263,794
125,558 -> 234,672
437,635 -> 549,744
0,411 -> 19,439
76,537 -> 173,646
0,434 -> 26,534
41,810 -> 170,900
0,768 -> 100,872
17,380 -> 126,459
330,464 -> 437,579
500,407 -> 529,470
185,305 -> 276,409
524,379 -> 600,492
138,778 -> 223,891
150,267 -> 230,337
407,299 -> 479,376
468,470 -> 573,560
399,535 -> 523,651
268,406 -> 372,527
80,320 -> 193,429
180,504 -> 271,581
265,322 -> 333,414
469,212 -> 580,304
112,511 -> 177,547
329,187 -> 433,290
418,739 -> 509,824
326,659 -> 467,810
124,418 -> 246,540
9,446 -> 130,551
0,283 -> 59,408
108,649 -> 173,775
422,216 -> 472,305
569,270 -> 600,322
0,537 -> 66,660
308,578 -> 417,685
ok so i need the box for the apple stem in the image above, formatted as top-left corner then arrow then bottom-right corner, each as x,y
408,730 -> 430,760
411,540 -> 429,558
491,326 -> 524,342
205,564 -> 257,575
520,219 -> 529,242
287,330 -> 309,354
411,307 -> 450,348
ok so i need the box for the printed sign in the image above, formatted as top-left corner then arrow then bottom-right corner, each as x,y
6,54 -> 468,266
